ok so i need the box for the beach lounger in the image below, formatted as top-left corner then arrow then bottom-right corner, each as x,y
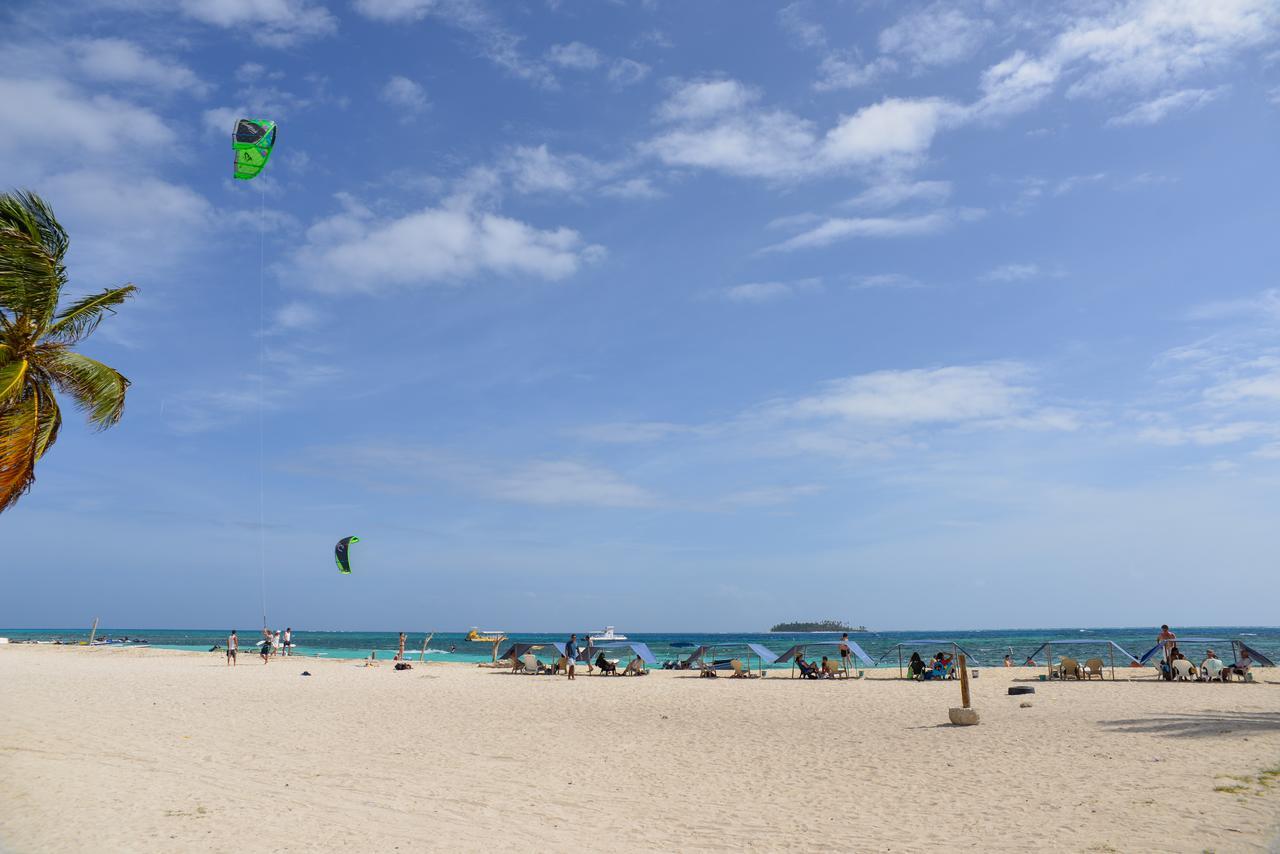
623,658 -> 647,676
1172,659 -> 1195,681
822,659 -> 846,679
1057,657 -> 1082,680
730,659 -> 757,679
1082,658 -> 1105,680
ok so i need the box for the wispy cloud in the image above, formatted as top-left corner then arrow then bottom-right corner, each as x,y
980,263 -> 1064,283
1107,86 -> 1227,127
718,278 -> 822,303
380,74 -> 428,117
765,210 -> 979,253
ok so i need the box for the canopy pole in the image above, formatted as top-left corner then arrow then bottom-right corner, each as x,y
1046,643 -> 1053,680
87,617 -> 99,646
898,647 -> 903,679
1109,644 -> 1115,680
420,632 -> 433,663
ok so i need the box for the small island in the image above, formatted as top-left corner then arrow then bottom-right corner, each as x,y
769,620 -> 868,633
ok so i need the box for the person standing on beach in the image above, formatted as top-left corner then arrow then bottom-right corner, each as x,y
838,633 -> 852,675
227,630 -> 238,666
283,627 -> 292,656
564,634 -> 577,680
1157,624 -> 1176,660
396,632 -> 406,661
260,638 -> 271,664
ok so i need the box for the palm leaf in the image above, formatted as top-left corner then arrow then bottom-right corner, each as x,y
0,191 -> 66,326
0,357 -> 27,404
40,350 -> 130,428
0,385 -> 40,512
33,380 -> 60,459
45,284 -> 138,345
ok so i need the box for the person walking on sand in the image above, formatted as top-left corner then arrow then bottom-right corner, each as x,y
227,630 -> 238,666
564,634 -> 578,680
260,637 -> 271,664
283,627 -> 292,656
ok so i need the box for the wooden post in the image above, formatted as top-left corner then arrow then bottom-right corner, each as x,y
1109,645 -> 1115,680
420,632 -> 433,663
898,647 -> 903,679
88,617 -> 99,646
958,654 -> 971,709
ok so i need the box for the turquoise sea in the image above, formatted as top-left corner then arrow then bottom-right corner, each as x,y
3,626 -> 1277,669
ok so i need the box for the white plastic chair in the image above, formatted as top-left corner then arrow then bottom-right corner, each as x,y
1203,659 -> 1225,681
1172,659 -> 1195,681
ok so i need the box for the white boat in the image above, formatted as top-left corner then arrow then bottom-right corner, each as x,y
589,626 -> 627,642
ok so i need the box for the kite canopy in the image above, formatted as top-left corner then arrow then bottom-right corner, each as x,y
232,119 -> 277,180
335,536 -> 359,574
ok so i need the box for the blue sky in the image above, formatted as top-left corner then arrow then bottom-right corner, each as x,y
2,0 -> 1279,632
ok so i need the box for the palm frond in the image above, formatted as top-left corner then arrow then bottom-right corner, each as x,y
0,190 -> 66,325
0,384 -> 40,512
40,350 -> 130,429
46,284 -> 138,345
0,357 -> 27,405
33,380 -> 60,460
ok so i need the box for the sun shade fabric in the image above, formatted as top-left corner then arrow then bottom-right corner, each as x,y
1024,640 -> 1140,665
591,641 -> 657,665
876,641 -> 987,667
747,643 -> 779,664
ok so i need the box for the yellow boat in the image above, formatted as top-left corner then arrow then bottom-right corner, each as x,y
466,628 -> 506,644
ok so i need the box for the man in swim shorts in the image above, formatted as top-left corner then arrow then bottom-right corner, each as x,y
227,630 -> 238,666
839,633 -> 852,675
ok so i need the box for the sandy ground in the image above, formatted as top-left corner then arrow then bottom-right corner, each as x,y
1,646 -> 1279,853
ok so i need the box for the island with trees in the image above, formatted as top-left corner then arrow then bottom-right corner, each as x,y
769,620 -> 868,633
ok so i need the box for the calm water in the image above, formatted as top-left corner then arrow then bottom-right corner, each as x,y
3,626 -> 1276,668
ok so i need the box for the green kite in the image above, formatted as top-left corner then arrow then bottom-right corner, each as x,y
232,119 -> 277,180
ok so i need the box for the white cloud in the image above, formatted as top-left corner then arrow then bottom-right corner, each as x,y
273,301 -> 321,331
851,273 -> 921,290
72,38 -> 208,94
656,78 -> 760,123
981,263 -> 1053,282
765,211 -> 963,252
843,180 -> 951,211
648,81 -> 960,181
778,2 -> 826,49
173,0 -> 336,46
288,193 -> 603,292
608,58 -> 650,86
489,460 -> 654,507
571,422 -> 693,443
720,279 -> 821,303
973,0 -> 1278,120
547,41 -> 602,69
1139,422 -> 1275,446
202,106 -> 245,138
353,0 -> 555,87
1107,86 -> 1226,126
777,364 -> 1038,426
0,77 -> 172,161
599,177 -> 661,199
42,169 -> 213,282
879,3 -> 991,68
380,74 -> 428,115
814,54 -> 895,91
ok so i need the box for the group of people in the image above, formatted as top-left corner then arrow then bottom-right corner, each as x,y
906,651 -> 955,680
1157,625 -> 1253,681
795,654 -> 845,678
222,627 -> 292,666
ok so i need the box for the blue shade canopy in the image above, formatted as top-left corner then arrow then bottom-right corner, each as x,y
1024,640 -> 1140,664
590,640 -> 657,665
876,641 -> 986,666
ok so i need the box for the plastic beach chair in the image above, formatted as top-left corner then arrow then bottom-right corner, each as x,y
1082,658 -> 1105,680
1057,657 -> 1082,680
1202,659 -> 1225,682
1172,659 -> 1195,681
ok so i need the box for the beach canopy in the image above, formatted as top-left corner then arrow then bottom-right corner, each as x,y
591,640 -> 657,665
1024,640 -> 1140,665
747,643 -> 779,664
1137,638 -> 1228,665
1137,638 -> 1274,667
497,642 -> 546,661
877,640 -> 985,667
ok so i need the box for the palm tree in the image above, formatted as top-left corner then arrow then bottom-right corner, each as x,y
0,190 -> 136,512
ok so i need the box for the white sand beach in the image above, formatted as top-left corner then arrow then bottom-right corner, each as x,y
2,645 -> 1279,853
